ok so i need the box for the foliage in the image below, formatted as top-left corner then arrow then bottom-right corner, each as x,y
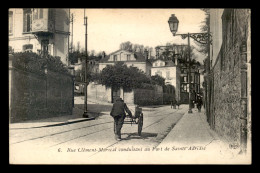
119,41 -> 153,56
195,9 -> 210,56
157,43 -> 197,61
12,52 -> 70,75
99,62 -> 152,91
163,84 -> 175,93
68,51 -> 84,65
151,75 -> 165,86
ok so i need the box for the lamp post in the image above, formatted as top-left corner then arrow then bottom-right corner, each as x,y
82,9 -> 89,118
168,14 -> 212,114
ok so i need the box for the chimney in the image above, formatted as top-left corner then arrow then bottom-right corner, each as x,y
174,55 -> 178,65
144,49 -> 148,60
102,51 -> 106,59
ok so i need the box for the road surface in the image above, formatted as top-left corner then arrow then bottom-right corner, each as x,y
10,104 -> 188,164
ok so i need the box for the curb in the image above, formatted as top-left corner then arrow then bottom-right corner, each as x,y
10,117 -> 96,130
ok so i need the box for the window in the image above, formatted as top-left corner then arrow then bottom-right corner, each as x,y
127,54 -> 131,61
33,8 -> 44,20
183,76 -> 187,82
181,84 -> 187,92
166,71 -> 170,79
155,70 -> 162,77
23,9 -> 32,32
114,55 -> 117,61
41,40 -> 49,56
190,75 -> 193,83
9,11 -> 13,35
23,44 -> 33,52
160,62 -> 163,66
155,63 -> 158,67
9,46 -> 13,53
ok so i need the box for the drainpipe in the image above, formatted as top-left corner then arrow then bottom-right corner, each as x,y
240,41 -> 248,154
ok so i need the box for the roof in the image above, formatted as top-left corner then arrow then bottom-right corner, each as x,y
88,55 -> 102,61
99,49 -> 150,64
165,60 -> 176,67
99,55 -> 111,63
151,59 -> 176,67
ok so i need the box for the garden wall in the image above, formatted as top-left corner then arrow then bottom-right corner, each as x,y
9,53 -> 73,123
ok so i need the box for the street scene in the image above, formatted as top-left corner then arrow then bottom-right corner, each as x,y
9,9 -> 251,164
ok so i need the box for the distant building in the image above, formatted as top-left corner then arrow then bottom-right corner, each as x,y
9,8 -> 70,65
178,61 -> 201,104
150,59 -> 180,102
99,49 -> 152,76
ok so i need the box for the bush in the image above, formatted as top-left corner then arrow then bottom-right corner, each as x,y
12,52 -> 71,75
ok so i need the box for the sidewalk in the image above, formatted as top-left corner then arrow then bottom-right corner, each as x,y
157,107 -> 251,164
9,97 -> 113,129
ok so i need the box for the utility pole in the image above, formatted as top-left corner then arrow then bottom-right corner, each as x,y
70,13 -> 74,53
187,33 -> 193,113
82,9 -> 89,118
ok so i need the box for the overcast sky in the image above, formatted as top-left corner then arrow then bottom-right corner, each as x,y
69,8 -> 207,62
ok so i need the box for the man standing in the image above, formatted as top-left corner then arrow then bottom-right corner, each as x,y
197,96 -> 203,112
110,98 -> 132,141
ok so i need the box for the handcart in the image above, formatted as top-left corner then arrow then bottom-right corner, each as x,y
124,105 -> 144,136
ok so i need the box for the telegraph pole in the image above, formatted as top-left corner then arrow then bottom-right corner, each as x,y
82,9 -> 89,118
70,13 -> 74,53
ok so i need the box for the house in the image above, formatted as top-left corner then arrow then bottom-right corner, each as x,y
99,49 -> 152,76
9,8 -> 70,65
150,59 -> 181,102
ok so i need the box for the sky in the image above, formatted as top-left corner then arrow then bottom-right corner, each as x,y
69,8 -> 207,62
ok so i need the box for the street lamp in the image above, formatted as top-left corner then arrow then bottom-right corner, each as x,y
168,13 -> 212,114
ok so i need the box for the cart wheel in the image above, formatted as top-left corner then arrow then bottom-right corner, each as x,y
138,113 -> 143,136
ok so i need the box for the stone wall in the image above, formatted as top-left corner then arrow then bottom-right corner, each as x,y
87,83 -> 165,106
9,54 -> 73,123
134,87 -> 163,106
209,9 -> 250,144
87,82 -> 112,103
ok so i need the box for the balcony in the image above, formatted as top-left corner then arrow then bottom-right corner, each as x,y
31,19 -> 54,37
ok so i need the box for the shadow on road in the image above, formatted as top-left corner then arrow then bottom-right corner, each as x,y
75,103 -> 113,115
121,132 -> 158,140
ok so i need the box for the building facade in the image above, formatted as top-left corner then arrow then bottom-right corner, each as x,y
150,59 -> 180,102
99,49 -> 152,76
205,9 -> 251,154
9,8 -> 70,65
178,62 -> 201,104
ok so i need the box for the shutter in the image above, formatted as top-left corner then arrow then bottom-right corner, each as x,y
9,12 -> 13,34
23,11 -> 27,32
39,9 -> 43,19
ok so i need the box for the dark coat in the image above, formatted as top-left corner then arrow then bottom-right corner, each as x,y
110,100 -> 132,117
197,98 -> 203,106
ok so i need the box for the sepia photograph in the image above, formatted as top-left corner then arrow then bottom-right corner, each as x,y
9,8 -> 251,164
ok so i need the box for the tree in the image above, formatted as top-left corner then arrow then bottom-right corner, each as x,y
151,75 -> 165,86
120,41 -> 133,51
68,51 -> 82,64
99,62 -> 151,91
195,8 -> 210,56
90,50 -> 96,56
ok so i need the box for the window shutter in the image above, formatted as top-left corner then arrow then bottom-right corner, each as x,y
9,12 -> 13,34
23,11 -> 27,32
39,9 -> 43,19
